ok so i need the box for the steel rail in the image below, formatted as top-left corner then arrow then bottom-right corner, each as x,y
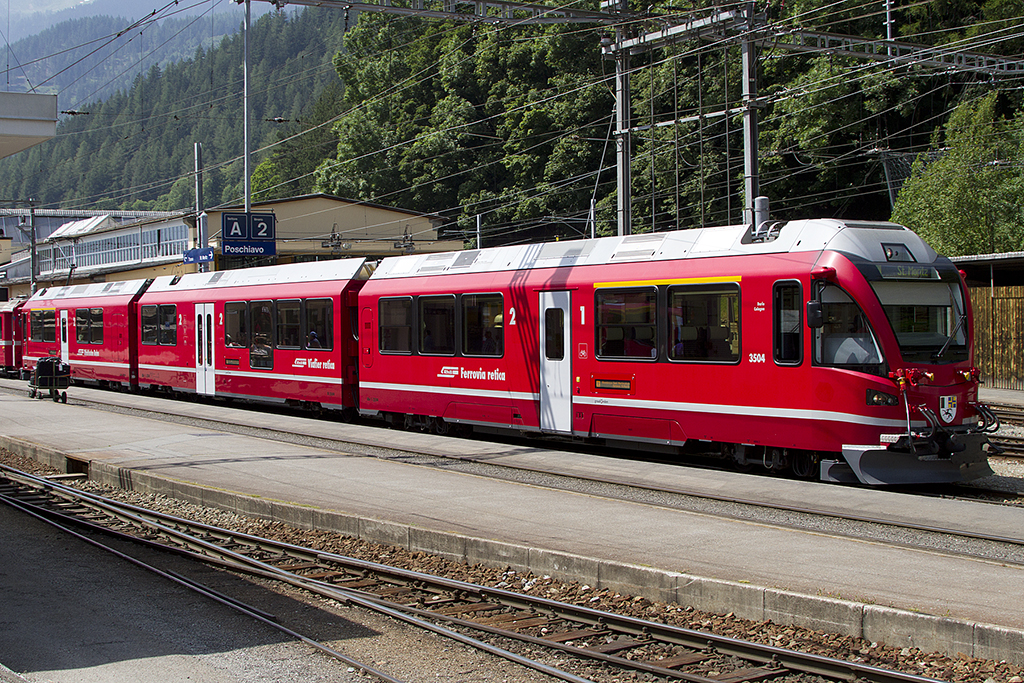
0,465 -> 597,683
0,489 -> 406,683
4,383 -> 1022,550
0,465 -> 947,683
4,378 -> 1019,557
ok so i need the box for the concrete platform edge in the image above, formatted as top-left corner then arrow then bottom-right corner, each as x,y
4,435 -> 1022,667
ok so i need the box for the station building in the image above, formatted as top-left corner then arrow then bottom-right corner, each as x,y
0,194 -> 459,300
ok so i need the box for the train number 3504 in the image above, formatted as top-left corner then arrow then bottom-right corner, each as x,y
748,352 -> 766,364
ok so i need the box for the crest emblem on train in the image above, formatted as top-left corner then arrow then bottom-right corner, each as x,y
939,395 -> 958,423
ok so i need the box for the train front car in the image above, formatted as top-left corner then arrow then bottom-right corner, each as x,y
806,221 -> 996,485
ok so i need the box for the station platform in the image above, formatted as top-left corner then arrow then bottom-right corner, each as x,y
1,379 -> 1022,666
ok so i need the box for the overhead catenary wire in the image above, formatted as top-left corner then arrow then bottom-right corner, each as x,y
16,0 -> 1024,233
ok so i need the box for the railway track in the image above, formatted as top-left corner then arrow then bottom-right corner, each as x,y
0,463 -> 945,683
990,434 -> 1024,458
990,402 -> 1024,426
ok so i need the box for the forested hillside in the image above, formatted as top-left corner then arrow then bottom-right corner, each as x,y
7,13 -> 241,107
3,0 -> 1024,254
0,7 -> 348,211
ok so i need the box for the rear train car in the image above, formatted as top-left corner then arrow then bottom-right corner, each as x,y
1,298 -> 26,378
136,259 -> 371,411
21,280 -> 151,388
357,219 -> 995,485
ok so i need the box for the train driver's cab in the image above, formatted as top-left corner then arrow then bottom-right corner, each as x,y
808,283 -> 885,375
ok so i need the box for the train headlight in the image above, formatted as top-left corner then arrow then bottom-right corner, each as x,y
866,389 -> 899,407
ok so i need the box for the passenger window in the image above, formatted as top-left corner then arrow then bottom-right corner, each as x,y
276,299 -> 301,349
31,310 -> 56,342
379,297 -> 412,353
73,308 -> 102,344
141,305 -> 158,344
305,298 -> 332,351
773,282 -> 801,365
419,296 -> 455,355
250,300 -> 274,369
75,308 -> 89,344
596,289 -> 657,360
812,283 -> 884,374
545,308 -> 565,360
158,305 -> 177,346
668,285 -> 740,362
225,302 -> 247,348
463,293 -> 503,357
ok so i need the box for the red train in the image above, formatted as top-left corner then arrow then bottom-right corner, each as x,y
1,297 -> 26,377
13,218 -> 998,485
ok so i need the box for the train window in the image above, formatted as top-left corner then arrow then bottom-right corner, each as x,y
596,289 -> 657,360
812,284 -> 884,374
276,299 -> 301,349
773,282 -> 802,365
305,299 -> 332,351
545,308 -> 565,360
250,300 -> 274,369
225,302 -> 248,348
463,294 -> 503,357
75,308 -> 104,344
871,280 -> 967,364
30,310 -> 55,343
420,296 -> 455,355
159,305 -> 177,345
141,305 -> 158,344
667,285 -> 740,363
379,297 -> 412,354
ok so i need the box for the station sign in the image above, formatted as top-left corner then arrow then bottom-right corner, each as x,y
183,247 -> 215,264
223,240 -> 276,256
221,211 -> 277,256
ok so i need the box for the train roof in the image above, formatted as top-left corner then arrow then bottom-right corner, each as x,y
0,298 -> 26,313
145,257 -> 371,294
26,279 -> 151,303
370,219 -> 936,280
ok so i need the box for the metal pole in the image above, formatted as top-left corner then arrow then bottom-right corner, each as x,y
28,204 -> 37,294
476,214 -> 482,249
243,0 -> 251,214
195,142 -> 208,273
615,27 -> 631,236
740,2 -> 759,225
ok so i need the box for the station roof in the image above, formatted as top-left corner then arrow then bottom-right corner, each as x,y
0,92 -> 57,160
47,215 -> 115,240
950,251 -> 1024,287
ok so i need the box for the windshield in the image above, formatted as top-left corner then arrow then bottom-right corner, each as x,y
871,280 -> 968,363
813,283 -> 886,375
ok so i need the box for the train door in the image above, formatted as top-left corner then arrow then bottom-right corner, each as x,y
195,303 -> 215,395
539,291 -> 572,433
59,310 -> 69,361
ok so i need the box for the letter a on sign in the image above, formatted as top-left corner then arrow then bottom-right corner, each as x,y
223,213 -> 248,239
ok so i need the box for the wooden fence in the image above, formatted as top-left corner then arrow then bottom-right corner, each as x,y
969,285 -> 1024,390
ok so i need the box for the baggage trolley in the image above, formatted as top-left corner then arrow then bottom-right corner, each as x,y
29,356 -> 70,403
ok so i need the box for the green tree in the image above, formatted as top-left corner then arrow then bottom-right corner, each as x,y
891,92 -> 1024,256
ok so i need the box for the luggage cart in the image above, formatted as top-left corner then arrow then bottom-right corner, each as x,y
29,356 -> 70,403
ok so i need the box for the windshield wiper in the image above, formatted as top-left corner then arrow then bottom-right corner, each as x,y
933,314 -> 966,360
